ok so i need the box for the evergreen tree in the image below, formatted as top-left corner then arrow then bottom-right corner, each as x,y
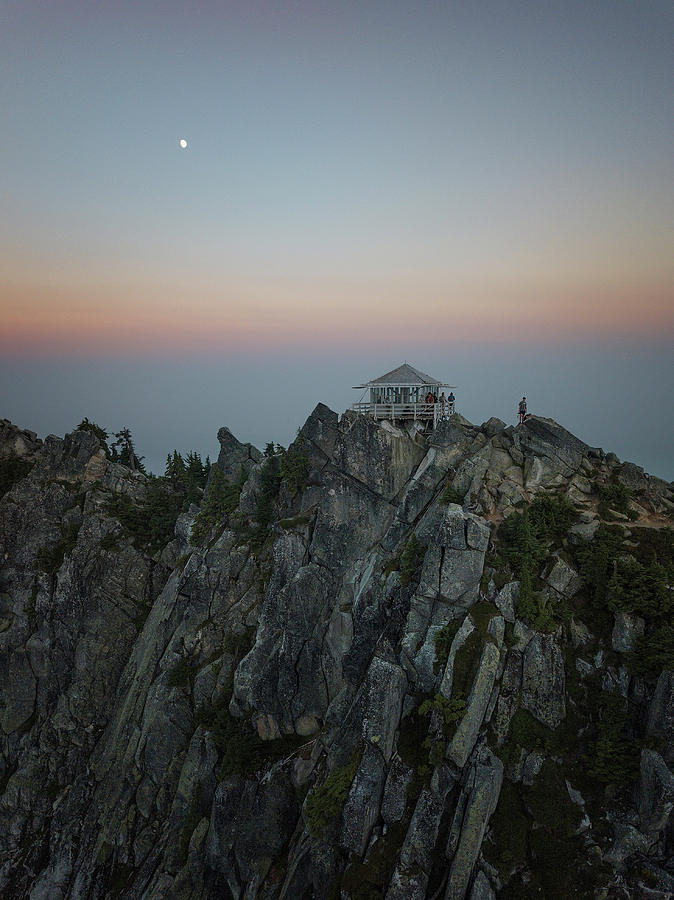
111,427 -> 146,473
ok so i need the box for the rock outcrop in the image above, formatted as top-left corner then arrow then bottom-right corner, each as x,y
1,408 -> 673,899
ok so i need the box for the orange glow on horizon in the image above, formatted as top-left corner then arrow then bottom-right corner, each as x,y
1,273 -> 672,357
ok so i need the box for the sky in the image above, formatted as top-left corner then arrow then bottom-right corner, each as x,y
1,0 -> 673,478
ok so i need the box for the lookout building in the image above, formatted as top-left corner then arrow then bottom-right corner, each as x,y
351,363 -> 456,428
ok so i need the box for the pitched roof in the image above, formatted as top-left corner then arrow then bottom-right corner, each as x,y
359,363 -> 447,387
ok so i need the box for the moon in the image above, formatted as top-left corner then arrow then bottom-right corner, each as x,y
179,138 -> 188,149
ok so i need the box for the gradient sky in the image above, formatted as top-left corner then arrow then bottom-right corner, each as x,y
1,1 -> 673,477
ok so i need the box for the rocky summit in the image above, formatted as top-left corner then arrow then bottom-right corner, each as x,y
1,408 -> 674,899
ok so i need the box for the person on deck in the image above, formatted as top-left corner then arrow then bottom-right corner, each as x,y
426,391 -> 434,403
518,397 -> 527,424
448,391 -> 455,403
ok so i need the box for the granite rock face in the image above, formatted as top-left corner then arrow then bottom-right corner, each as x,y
1,408 -> 673,899
215,426 -> 262,480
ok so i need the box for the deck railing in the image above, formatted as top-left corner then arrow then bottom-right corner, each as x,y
351,401 -> 455,425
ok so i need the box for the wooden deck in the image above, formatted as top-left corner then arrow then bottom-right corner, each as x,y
351,401 -> 455,426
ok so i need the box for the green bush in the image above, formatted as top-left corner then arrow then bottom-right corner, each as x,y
400,533 -> 426,587
417,694 -> 466,772
447,603 -> 497,699
190,465 -> 245,545
517,587 -> 568,632
396,705 -> 431,772
575,524 -> 674,679
497,493 -> 576,593
194,694 -> 305,779
498,510 -> 546,580
434,621 -> 461,668
523,759 -> 582,833
0,454 -> 34,497
279,433 -> 310,495
598,482 -> 633,520
106,480 -> 183,555
109,427 -> 146,473
500,708 -> 559,764
584,692 -> 640,786
418,694 -> 466,727
608,556 -> 672,621
305,750 -> 362,837
629,625 -> 674,679
483,779 -> 530,879
255,456 -> 281,526
164,449 -> 209,506
487,761 -> 604,895
630,526 -> 674,569
574,524 -> 624,609
495,495 -> 576,619
528,492 -> 577,540
340,820 -> 409,900
440,482 -> 464,505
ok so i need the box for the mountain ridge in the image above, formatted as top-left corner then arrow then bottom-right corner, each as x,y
1,407 -> 673,899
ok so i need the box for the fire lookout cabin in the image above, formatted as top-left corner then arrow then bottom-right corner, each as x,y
352,363 -> 456,428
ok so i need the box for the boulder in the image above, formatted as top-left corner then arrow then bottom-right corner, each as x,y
494,582 -> 519,623
381,758 -> 414,825
453,447 -> 491,502
647,673 -> 674,766
439,617 -> 476,700
300,402 -> 340,458
341,745 -> 386,856
469,870 -> 496,900
637,750 -> 674,841
448,642 -> 501,769
521,633 -> 565,729
386,766 -> 456,900
545,557 -> 581,598
617,461 -> 650,494
604,823 -> 651,869
446,746 -> 503,900
569,618 -> 591,648
492,649 -> 522,745
518,416 -> 595,477
612,612 -> 645,654
215,425 -> 262,481
480,418 -> 506,437
568,520 -> 599,544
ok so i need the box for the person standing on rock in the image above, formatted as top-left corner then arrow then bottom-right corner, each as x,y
518,396 -> 527,424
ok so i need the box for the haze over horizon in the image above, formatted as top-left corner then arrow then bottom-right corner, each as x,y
2,1 -> 672,478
